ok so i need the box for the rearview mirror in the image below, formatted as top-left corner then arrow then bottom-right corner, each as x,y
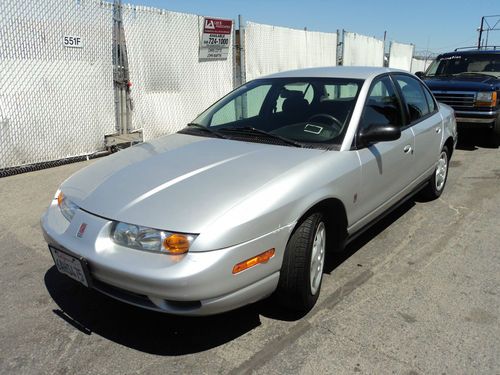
358,124 -> 401,147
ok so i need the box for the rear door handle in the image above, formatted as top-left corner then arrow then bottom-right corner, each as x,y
403,145 -> 412,154
435,127 -> 442,134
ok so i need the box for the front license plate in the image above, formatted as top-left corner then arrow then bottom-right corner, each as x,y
49,246 -> 90,287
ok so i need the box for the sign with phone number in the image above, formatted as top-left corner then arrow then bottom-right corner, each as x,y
199,17 -> 232,60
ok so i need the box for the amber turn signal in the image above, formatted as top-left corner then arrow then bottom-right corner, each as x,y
232,248 -> 275,274
163,234 -> 191,254
57,191 -> 64,207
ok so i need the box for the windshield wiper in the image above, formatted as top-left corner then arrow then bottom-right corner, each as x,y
185,123 -> 229,139
220,126 -> 303,148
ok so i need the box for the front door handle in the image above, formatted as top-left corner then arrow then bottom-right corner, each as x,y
403,145 -> 413,154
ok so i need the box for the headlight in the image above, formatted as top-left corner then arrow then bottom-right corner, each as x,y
111,221 -> 196,254
475,91 -> 497,106
57,191 -> 79,222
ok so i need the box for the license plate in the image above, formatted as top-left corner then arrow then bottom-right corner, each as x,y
49,246 -> 90,287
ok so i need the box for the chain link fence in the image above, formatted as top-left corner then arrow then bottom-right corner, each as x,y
244,22 -> 337,82
122,6 -> 234,140
0,0 -> 115,170
1,1 -> 435,175
342,32 -> 384,67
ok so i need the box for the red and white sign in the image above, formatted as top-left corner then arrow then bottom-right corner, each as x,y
203,18 -> 232,34
199,17 -> 233,60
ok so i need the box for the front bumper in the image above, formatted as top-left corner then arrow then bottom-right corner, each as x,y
41,200 -> 293,316
455,109 -> 497,127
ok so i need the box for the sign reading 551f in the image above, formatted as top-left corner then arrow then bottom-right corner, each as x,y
63,35 -> 83,48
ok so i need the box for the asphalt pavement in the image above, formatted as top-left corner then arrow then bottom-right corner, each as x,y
0,130 -> 498,374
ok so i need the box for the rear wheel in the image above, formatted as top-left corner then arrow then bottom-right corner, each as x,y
420,145 -> 449,200
276,212 -> 326,312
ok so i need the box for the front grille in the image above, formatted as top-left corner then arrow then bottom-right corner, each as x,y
93,278 -> 158,309
432,91 -> 475,110
92,278 -> 202,311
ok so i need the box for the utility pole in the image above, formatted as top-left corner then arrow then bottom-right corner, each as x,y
478,17 -> 484,48
477,15 -> 500,49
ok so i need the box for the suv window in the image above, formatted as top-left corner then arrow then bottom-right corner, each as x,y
394,75 -> 430,123
426,54 -> 500,78
360,76 -> 403,130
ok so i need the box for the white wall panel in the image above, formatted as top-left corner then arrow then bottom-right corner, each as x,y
244,22 -> 337,81
343,32 -> 384,67
411,58 -> 433,73
389,42 -> 414,71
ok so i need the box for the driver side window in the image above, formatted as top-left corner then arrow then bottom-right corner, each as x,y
360,76 -> 403,131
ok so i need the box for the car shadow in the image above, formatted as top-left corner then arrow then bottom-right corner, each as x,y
456,128 -> 498,150
44,199 -> 417,355
45,267 -> 262,355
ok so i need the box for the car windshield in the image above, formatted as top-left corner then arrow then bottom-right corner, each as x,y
186,77 -> 363,149
426,54 -> 500,78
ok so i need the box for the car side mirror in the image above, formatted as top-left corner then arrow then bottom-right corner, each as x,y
358,124 -> 401,148
415,71 -> 425,78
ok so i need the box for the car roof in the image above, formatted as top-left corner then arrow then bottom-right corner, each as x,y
260,66 -> 404,80
438,49 -> 500,58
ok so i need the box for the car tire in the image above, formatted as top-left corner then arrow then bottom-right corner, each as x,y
276,212 -> 326,312
420,145 -> 450,201
491,117 -> 500,147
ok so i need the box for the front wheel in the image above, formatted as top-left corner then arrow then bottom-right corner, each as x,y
276,212 -> 326,312
491,117 -> 500,147
420,145 -> 450,200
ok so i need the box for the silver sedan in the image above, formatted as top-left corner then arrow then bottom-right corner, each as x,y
41,67 -> 457,316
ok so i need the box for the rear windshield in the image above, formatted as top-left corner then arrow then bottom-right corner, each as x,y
426,54 -> 500,78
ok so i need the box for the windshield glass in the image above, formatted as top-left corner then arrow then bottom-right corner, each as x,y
426,54 -> 500,77
189,77 -> 363,148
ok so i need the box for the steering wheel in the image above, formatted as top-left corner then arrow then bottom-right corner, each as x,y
307,113 -> 343,133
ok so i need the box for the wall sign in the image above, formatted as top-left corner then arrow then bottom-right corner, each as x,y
199,17 -> 232,60
63,35 -> 83,48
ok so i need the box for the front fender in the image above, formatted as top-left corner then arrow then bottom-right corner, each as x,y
191,151 -> 361,251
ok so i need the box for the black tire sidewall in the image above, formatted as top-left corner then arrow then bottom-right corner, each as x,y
277,212 -> 325,312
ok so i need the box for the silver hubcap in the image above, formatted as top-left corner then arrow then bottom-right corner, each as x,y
310,222 -> 326,295
435,151 -> 448,191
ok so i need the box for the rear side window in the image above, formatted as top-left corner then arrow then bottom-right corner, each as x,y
394,75 -> 430,122
275,82 -> 314,113
324,83 -> 360,99
360,76 -> 403,130
422,85 -> 437,113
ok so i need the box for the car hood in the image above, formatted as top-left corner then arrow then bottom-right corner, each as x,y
62,134 -> 325,233
424,75 -> 500,91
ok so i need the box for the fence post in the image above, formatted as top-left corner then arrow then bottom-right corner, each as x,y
338,29 -> 345,66
232,18 -> 240,88
113,0 -> 131,135
238,15 -> 246,84
107,0 -> 142,149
